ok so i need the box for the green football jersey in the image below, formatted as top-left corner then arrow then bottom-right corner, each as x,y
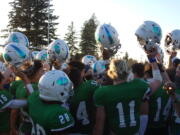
0,90 -> 12,132
171,89 -> 180,135
94,79 -> 150,135
69,80 -> 99,134
147,86 -> 171,128
16,82 -> 38,99
16,82 -> 39,134
28,91 -> 74,135
9,80 -> 24,97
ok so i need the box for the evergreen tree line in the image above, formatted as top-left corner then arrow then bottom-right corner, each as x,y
0,0 -> 138,62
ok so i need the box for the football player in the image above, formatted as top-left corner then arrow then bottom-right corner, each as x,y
68,61 -> 100,134
28,70 -> 74,135
93,59 -> 150,135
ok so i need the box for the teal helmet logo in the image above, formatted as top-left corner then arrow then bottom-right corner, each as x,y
54,43 -> 61,54
12,34 -> 19,43
152,25 -> 161,37
3,53 -> 12,62
57,77 -> 69,85
41,53 -> 47,60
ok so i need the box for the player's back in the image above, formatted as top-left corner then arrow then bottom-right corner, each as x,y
69,80 -> 99,134
94,79 -> 149,135
28,91 -> 74,135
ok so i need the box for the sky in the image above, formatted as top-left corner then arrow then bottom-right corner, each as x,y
0,0 -> 180,62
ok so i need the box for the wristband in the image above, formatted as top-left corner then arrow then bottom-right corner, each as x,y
148,57 -> 157,63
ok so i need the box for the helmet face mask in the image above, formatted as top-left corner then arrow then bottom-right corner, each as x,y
164,30 -> 180,52
137,36 -> 147,46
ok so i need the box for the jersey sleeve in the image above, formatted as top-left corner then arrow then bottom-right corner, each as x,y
47,107 -> 74,132
93,86 -> 106,107
0,90 -> 13,110
9,80 -> 23,97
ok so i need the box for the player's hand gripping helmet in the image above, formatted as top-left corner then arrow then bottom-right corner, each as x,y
2,43 -> 30,67
95,23 -> 121,55
82,55 -> 97,66
47,39 -> 69,62
39,70 -> 73,103
36,50 -> 48,61
6,32 -> 29,47
135,21 -> 162,51
165,29 -> 180,52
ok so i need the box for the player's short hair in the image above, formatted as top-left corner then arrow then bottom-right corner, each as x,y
108,59 -> 129,81
132,63 -> 144,78
23,60 -> 43,79
68,61 -> 85,88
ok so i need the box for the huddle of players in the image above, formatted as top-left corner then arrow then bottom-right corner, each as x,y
0,20 -> 180,135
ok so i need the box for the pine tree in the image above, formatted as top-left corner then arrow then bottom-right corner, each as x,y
64,22 -> 78,60
2,0 -> 58,47
79,14 -> 99,56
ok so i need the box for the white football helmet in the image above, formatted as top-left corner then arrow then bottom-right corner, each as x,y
0,61 -> 6,73
47,39 -> 69,62
6,32 -> 29,47
36,50 -> 48,61
92,60 -> 107,76
95,24 -> 121,54
31,51 -> 39,60
135,21 -> 162,49
39,70 -> 73,103
165,29 -> 180,51
3,43 -> 30,67
82,55 -> 97,66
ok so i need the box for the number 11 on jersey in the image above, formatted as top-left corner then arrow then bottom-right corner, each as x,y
116,100 -> 136,128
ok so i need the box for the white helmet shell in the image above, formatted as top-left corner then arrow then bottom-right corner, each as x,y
31,51 -> 39,60
165,29 -> 180,51
95,24 -> 121,51
39,70 -> 73,103
82,55 -> 97,66
92,60 -> 107,75
47,39 -> 69,62
3,43 -> 30,67
6,32 -> 29,47
135,21 -> 162,46
36,50 -> 48,61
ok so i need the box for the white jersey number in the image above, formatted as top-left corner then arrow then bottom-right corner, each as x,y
76,101 -> 90,125
116,100 -> 136,128
0,94 -> 8,105
31,123 -> 46,135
